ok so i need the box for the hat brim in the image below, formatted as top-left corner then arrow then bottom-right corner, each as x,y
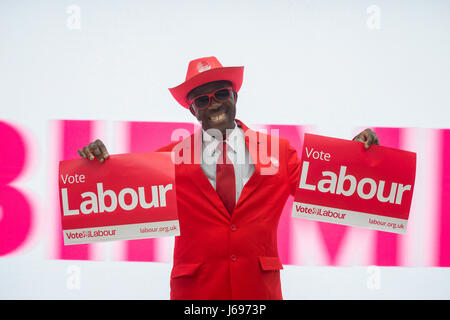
169,66 -> 244,108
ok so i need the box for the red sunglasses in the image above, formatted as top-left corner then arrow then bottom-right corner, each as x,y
187,86 -> 234,110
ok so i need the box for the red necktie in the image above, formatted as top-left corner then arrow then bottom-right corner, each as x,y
216,141 -> 236,215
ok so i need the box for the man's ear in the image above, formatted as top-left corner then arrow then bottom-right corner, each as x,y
233,90 -> 238,103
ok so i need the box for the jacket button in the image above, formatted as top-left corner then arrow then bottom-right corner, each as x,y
231,254 -> 237,262
230,224 -> 237,232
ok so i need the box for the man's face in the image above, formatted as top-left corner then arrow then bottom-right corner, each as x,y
187,80 -> 237,134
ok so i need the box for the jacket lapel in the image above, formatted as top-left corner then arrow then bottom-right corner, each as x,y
233,119 -> 266,210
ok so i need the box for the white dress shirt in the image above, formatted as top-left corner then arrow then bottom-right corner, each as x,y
200,122 -> 255,203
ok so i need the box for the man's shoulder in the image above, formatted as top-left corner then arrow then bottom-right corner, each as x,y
156,141 -> 179,152
245,127 -> 291,149
236,119 -> 290,146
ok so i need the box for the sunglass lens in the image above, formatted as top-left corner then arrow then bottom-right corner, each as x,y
194,96 -> 210,109
214,89 -> 230,101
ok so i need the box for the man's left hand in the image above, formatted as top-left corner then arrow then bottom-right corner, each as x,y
353,128 -> 380,149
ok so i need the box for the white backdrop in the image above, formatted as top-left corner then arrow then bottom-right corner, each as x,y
1,0 -> 450,299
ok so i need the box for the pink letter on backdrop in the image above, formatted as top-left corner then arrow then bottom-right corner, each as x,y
124,121 -> 195,262
45,121 -> 449,267
0,121 -> 33,256
260,124 -> 305,265
438,129 -> 450,266
310,135 -> 350,265
372,127 -> 402,266
56,120 -> 95,260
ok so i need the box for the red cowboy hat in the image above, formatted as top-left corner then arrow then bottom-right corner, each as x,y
169,56 -> 244,108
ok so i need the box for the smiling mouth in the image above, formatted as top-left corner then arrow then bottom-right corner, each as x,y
208,109 -> 228,123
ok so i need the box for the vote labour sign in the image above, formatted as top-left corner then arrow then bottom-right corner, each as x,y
292,134 -> 416,234
59,152 -> 179,245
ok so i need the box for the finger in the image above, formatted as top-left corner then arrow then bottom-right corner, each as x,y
77,149 -> 86,159
371,136 -> 379,146
95,139 -> 109,159
365,129 -> 377,149
353,132 -> 366,143
375,136 -> 380,146
373,133 -> 380,145
83,146 -> 95,160
89,142 -> 101,158
89,142 -> 105,162
365,134 -> 373,149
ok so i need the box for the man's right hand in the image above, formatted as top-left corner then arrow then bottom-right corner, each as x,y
78,139 -> 110,162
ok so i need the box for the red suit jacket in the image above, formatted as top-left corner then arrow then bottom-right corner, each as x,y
157,119 -> 301,300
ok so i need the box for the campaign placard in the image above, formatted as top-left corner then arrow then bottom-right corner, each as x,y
59,152 -> 179,245
292,134 -> 416,234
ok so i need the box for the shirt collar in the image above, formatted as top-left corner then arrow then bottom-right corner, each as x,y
202,121 -> 241,155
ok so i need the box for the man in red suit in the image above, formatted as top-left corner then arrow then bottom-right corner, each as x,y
78,57 -> 379,299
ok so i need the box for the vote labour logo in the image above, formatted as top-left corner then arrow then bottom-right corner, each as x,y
292,134 -> 416,234
59,152 -> 180,245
